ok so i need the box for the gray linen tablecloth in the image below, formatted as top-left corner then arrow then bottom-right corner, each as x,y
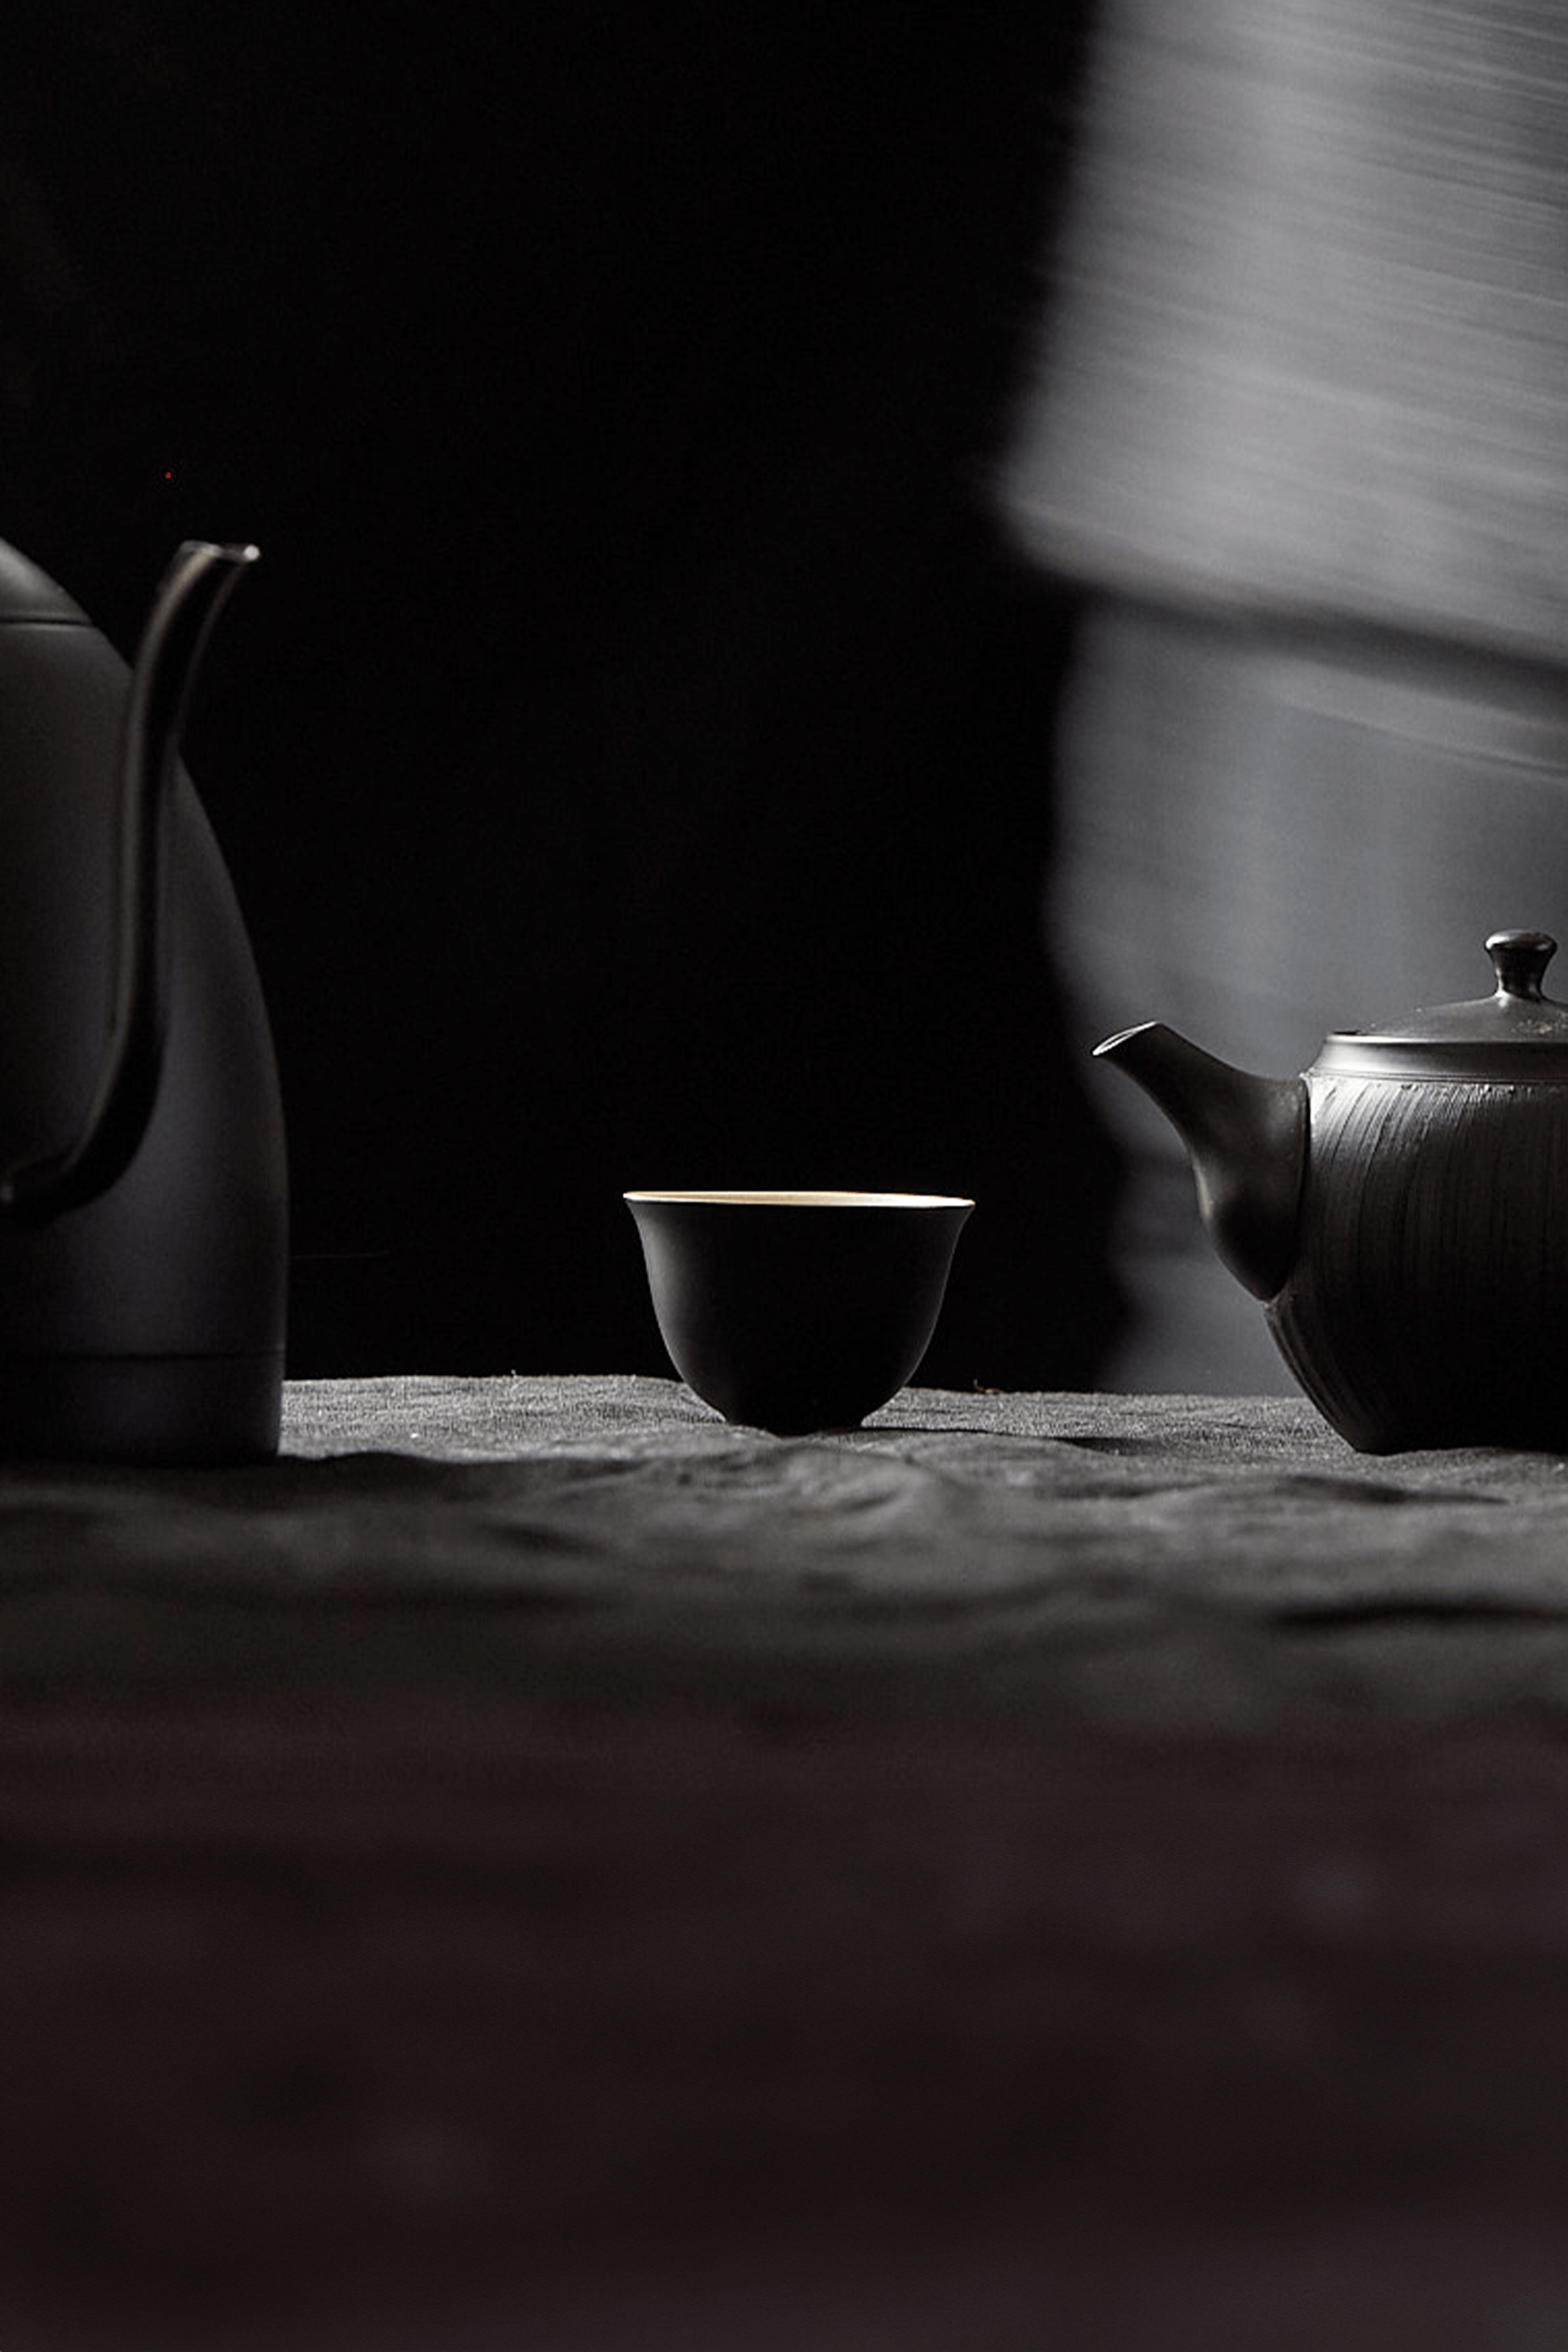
8,1374 -> 1568,2350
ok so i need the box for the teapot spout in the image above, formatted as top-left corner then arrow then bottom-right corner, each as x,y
1094,1022 -> 1305,1302
0,540 -> 259,1223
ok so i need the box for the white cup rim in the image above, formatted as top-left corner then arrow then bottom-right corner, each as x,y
624,1190 -> 973,1208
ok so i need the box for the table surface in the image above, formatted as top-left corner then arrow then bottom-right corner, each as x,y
9,1373 -> 1568,2350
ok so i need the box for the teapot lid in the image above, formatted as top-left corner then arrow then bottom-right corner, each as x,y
1315,931 -> 1568,1077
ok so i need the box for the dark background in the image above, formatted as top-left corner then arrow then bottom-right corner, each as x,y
0,3 -> 1122,1388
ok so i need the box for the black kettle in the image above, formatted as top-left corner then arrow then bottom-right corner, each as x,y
0,537 -> 286,1462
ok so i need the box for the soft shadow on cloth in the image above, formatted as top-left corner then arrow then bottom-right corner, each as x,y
0,1375 -> 1566,1732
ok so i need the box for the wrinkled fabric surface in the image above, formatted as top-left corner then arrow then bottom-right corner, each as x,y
6,1375 -> 1568,2350
8,1370 -> 1568,1725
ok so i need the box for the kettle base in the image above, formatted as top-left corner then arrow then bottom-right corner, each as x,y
0,1352 -> 283,1465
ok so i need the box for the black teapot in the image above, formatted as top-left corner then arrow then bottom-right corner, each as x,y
1096,931 -> 1568,1452
0,537 -> 286,1461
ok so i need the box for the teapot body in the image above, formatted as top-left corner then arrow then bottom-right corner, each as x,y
0,550 -> 286,1462
1267,1070 -> 1568,1452
1096,932 -> 1568,1455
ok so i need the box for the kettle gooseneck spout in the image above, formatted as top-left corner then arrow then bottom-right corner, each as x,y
0,540 -> 260,1224
1093,1022 -> 1308,1301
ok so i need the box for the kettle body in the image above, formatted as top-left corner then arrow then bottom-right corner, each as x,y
0,538 -> 286,1462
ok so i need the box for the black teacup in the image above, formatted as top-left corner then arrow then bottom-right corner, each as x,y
625,1190 -> 973,1434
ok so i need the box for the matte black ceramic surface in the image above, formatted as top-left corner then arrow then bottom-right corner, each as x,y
1096,931 -> 1568,1452
0,539 -> 286,1462
625,1191 -> 972,1434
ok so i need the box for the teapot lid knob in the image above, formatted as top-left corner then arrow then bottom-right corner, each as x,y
1486,929 -> 1557,1001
